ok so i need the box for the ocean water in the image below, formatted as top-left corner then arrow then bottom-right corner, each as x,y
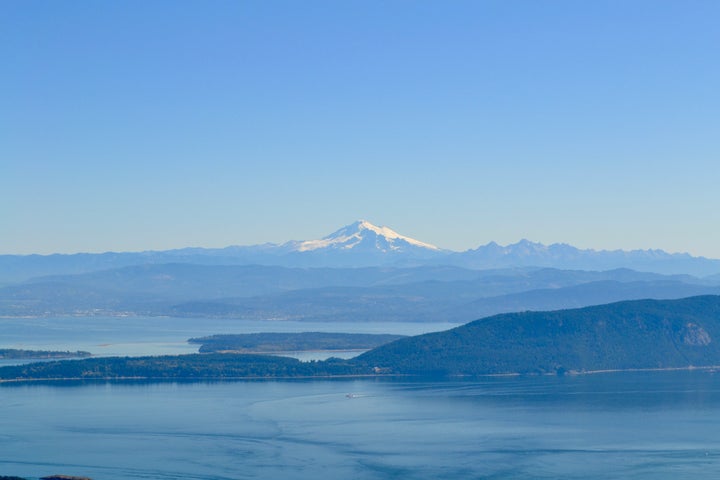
1,372 -> 720,479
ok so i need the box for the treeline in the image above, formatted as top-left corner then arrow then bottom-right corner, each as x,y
0,354 -> 371,382
0,349 -> 91,360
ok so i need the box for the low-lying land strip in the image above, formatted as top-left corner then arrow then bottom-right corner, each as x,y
0,353 -> 370,383
0,349 -> 91,360
189,332 -> 405,353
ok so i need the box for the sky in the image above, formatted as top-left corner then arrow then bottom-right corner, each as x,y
2,1 -> 719,257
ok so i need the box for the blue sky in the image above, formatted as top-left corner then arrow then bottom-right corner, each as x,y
3,1 -> 719,256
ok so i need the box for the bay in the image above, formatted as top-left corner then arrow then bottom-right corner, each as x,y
1,372 -> 720,479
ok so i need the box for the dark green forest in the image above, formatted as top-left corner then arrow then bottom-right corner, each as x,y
0,353 -> 369,382
356,295 -> 720,375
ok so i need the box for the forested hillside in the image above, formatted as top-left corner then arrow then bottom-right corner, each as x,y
356,295 -> 720,375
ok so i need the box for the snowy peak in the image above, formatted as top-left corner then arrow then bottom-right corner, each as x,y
295,220 -> 440,253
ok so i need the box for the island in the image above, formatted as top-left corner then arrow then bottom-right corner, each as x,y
356,294 -> 720,376
189,332 -> 406,353
0,349 -> 91,360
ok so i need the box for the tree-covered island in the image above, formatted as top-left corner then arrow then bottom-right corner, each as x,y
189,332 -> 406,353
0,349 -> 91,360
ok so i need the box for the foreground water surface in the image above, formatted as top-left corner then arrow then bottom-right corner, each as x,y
2,371 -> 720,479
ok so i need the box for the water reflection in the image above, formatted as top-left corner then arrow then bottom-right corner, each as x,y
2,372 -> 720,479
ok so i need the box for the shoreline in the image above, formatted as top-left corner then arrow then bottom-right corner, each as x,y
0,373 -> 402,385
562,365 -> 720,376
2,365 -> 719,385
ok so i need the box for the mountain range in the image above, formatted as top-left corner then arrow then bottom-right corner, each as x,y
2,220 -> 720,322
2,261 -> 719,322
2,220 -> 720,284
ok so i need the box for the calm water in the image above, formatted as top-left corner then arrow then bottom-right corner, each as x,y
1,372 -> 720,479
0,316 -> 457,361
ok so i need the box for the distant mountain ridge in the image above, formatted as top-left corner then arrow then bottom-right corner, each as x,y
451,238 -> 720,276
2,263 -> 719,320
1,220 -> 719,283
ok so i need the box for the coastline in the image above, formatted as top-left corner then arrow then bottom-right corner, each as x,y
563,365 -> 720,376
0,373 -> 401,385
2,365 -> 719,385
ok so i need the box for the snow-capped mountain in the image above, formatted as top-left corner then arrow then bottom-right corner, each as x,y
289,220 -> 441,253
2,220 -> 720,283
278,220 -> 446,267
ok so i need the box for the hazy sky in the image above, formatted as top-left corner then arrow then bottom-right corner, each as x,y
3,1 -> 719,256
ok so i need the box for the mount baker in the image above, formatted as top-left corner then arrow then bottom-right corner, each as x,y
1,220 -> 719,282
